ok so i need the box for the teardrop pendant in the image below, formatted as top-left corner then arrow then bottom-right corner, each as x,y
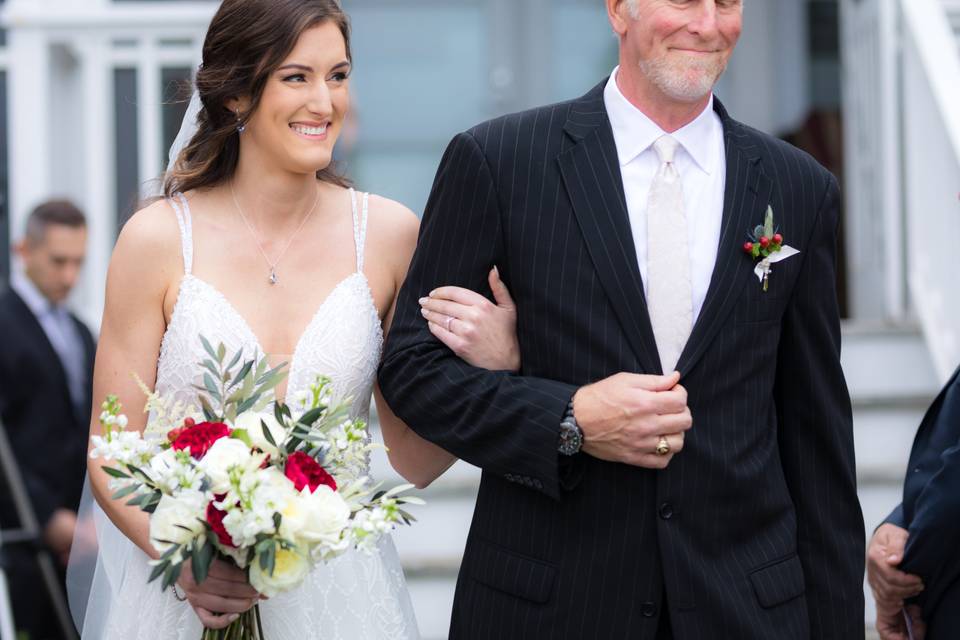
269,269 -> 278,285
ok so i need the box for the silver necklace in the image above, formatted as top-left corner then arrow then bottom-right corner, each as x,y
230,182 -> 320,285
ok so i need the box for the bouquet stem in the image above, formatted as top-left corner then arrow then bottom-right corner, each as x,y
201,605 -> 262,640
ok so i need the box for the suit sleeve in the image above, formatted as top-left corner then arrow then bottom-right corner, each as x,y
901,375 -> 960,606
773,174 -> 865,638
378,131 -> 576,500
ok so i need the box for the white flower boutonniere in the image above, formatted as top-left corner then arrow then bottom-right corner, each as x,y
742,206 -> 800,291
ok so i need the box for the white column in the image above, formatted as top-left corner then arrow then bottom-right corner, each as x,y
76,35 -> 114,330
6,27 -> 51,242
138,40 -> 162,199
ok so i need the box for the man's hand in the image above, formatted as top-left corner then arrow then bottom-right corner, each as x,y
43,508 -> 77,566
876,602 -> 926,640
574,371 -> 692,469
178,558 -> 261,629
868,523 -> 924,606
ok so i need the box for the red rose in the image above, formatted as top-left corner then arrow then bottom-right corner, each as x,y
284,452 -> 337,492
171,422 -> 231,459
206,496 -> 235,548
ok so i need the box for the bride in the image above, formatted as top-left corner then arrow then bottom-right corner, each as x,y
75,0 -> 520,637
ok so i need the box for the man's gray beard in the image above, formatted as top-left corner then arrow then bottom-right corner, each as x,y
638,55 -> 726,103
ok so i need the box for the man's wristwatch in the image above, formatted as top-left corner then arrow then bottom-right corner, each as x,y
558,400 -> 583,456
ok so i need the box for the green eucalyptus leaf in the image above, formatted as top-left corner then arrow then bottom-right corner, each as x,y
298,407 -> 324,427
226,348 -> 243,374
231,429 -> 253,448
199,396 -> 217,422
111,484 -> 140,500
216,343 -> 226,364
199,335 -> 218,362
261,419 -> 278,448
102,466 -> 131,479
228,360 -> 255,391
192,540 -> 215,584
203,373 -> 221,402
148,559 -> 169,583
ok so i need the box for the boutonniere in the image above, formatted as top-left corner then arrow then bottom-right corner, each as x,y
742,206 -> 800,291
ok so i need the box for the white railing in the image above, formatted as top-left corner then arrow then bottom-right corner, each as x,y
840,0 -> 907,321
900,0 -> 960,382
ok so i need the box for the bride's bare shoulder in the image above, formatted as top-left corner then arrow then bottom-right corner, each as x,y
109,197 -> 184,286
363,193 -> 419,261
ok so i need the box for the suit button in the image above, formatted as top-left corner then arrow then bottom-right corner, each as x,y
659,503 -> 674,520
641,601 -> 657,618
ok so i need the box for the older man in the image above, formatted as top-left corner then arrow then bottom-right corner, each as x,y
380,1 -> 865,638
0,199 -> 95,639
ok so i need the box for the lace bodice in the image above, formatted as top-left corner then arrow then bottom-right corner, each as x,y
154,191 -> 383,450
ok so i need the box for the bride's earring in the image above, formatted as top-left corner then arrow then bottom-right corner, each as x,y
236,108 -> 246,134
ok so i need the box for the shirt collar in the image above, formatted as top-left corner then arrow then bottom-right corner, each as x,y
603,66 -> 721,175
11,271 -> 58,317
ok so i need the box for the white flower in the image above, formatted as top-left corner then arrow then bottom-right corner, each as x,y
149,490 -> 206,554
198,437 -> 252,494
221,467 -> 295,548
148,448 -> 203,494
248,545 -> 310,597
298,485 -> 351,550
234,412 -> 286,456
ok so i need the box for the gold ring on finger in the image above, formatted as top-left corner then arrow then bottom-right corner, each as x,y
655,436 -> 670,456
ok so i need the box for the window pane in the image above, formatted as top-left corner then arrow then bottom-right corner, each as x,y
161,66 -> 193,171
114,68 -> 139,232
347,4 -> 487,215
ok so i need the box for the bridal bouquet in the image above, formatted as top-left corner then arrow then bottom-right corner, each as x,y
90,337 -> 422,639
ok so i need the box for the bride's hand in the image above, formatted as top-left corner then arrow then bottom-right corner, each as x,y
420,267 -> 520,372
178,557 -> 260,629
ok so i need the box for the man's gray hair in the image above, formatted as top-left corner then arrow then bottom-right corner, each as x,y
24,199 -> 87,245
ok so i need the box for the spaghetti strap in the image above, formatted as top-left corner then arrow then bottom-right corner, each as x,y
349,188 -> 369,273
167,193 -> 194,275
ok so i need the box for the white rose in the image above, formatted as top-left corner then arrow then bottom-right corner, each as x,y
149,490 -> 206,553
198,437 -> 251,494
248,545 -> 310,597
235,412 -> 285,456
297,485 -> 350,549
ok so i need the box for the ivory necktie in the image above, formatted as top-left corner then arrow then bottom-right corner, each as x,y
646,135 -> 693,373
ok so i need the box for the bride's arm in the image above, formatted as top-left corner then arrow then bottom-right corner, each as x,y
88,202 -> 181,557
373,199 -> 520,488
88,201 -> 257,628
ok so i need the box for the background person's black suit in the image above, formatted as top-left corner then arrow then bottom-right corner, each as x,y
884,366 -> 960,638
379,81 -> 865,639
0,285 -> 95,639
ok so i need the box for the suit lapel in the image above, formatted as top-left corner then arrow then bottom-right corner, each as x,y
676,105 -> 773,376
557,82 -> 662,374
7,288 -> 73,401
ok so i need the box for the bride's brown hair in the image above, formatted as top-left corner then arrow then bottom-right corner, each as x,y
163,0 -> 351,197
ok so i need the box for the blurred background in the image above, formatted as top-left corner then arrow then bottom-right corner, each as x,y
0,0 -> 958,637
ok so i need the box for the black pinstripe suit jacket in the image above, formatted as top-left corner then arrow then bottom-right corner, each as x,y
379,80 -> 865,640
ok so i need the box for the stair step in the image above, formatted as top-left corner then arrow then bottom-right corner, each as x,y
841,321 -> 940,399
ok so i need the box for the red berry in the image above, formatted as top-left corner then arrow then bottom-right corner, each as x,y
759,236 -> 770,247
183,417 -> 195,428
743,242 -> 753,253
773,233 -> 783,244
167,427 -> 183,443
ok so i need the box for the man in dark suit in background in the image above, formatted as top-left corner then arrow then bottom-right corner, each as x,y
380,0 -> 865,638
0,200 -> 95,639
868,366 -> 960,639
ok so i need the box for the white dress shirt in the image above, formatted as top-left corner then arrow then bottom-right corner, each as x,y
11,271 -> 88,411
603,67 -> 726,321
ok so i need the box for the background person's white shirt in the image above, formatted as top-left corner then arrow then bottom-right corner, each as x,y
603,67 -> 726,321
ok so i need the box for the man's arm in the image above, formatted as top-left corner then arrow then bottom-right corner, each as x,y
378,131 -> 576,500
901,375 -> 960,602
773,174 -> 865,638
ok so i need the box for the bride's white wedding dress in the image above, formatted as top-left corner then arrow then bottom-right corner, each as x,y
75,189 -> 420,639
